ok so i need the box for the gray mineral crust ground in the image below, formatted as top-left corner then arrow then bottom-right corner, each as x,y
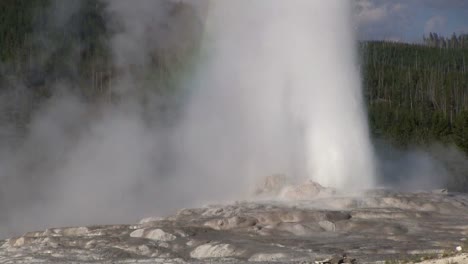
2,182 -> 468,264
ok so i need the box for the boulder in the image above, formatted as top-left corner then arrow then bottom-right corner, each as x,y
281,180 -> 325,200
318,220 -> 336,232
146,229 -> 176,242
13,237 -> 25,247
190,242 -> 244,259
130,228 -> 176,241
130,229 -> 145,238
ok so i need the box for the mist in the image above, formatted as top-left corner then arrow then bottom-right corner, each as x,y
0,0 -> 209,238
194,1 -> 377,190
375,141 -> 468,191
0,0 -> 253,238
1,0 -> 466,240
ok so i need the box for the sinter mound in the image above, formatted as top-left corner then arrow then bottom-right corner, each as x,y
1,177 -> 468,263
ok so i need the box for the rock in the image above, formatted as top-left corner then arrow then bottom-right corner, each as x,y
278,210 -> 307,223
13,237 -> 25,247
276,223 -> 313,236
40,237 -> 58,248
174,229 -> 189,237
43,228 -> 61,236
62,227 -> 89,236
130,228 -> 176,241
281,180 -> 325,200
248,252 -> 289,262
319,220 -> 336,232
186,240 -> 197,247
158,242 -> 170,248
137,245 -> 151,255
254,212 -> 283,226
145,229 -> 176,241
177,208 -> 205,217
204,216 -> 257,230
0,240 -> 8,249
227,216 -> 258,228
319,254 -> 356,264
24,231 -> 44,238
153,257 -> 187,263
84,240 -> 96,249
2,190 -> 468,263
343,256 -> 357,263
130,229 -> 145,238
190,243 -> 244,259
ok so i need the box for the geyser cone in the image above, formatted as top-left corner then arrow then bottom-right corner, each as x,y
192,0 -> 376,192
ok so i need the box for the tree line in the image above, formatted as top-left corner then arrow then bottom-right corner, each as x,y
423,32 -> 468,49
361,41 -> 468,154
0,0 -> 109,95
1,1 -> 468,157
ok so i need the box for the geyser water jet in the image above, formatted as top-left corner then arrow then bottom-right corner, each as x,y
193,0 -> 376,190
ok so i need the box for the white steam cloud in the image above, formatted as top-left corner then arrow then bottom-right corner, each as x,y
0,0 -> 207,237
196,0 -> 377,189
2,0 -> 463,240
0,0 -> 375,237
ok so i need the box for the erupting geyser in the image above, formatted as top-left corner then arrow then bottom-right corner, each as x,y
284,1 -> 377,189
195,0 -> 376,190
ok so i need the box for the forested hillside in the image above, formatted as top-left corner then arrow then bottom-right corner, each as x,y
0,0 -> 200,134
362,41 -> 468,153
1,1 -> 468,155
0,0 -> 108,80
